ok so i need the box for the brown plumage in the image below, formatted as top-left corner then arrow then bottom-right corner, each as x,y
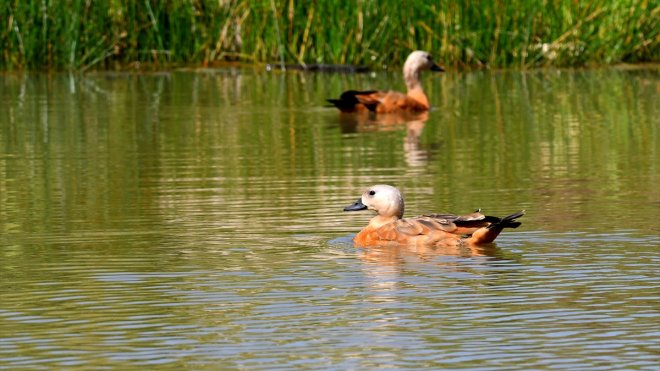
328,51 -> 444,113
344,185 -> 524,247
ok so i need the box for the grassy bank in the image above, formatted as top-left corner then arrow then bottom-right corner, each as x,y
2,0 -> 657,71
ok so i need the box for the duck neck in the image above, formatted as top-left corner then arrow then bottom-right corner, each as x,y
404,69 -> 422,92
404,70 -> 429,109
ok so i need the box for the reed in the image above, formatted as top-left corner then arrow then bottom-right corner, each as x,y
1,0 -> 657,70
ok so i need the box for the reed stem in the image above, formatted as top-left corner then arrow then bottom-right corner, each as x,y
1,0 -> 656,70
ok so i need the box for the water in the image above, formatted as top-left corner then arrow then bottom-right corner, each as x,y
1,67 -> 658,369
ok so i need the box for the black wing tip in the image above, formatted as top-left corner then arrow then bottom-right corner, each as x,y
328,90 -> 381,112
504,210 -> 525,220
489,210 -> 525,229
329,90 -> 379,102
327,99 -> 341,106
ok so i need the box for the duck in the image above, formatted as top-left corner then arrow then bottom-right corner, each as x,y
344,185 -> 524,247
327,51 -> 444,113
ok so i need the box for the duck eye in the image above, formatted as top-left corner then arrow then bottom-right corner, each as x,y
369,190 -> 376,196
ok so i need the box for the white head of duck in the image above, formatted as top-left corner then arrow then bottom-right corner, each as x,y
344,184 -> 405,220
403,51 -> 444,90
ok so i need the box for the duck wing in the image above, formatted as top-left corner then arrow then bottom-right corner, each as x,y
373,216 -> 460,242
356,91 -> 429,113
367,210 -> 525,246
425,209 -> 526,235
328,90 -> 429,113
327,90 -> 379,112
420,210 -> 501,235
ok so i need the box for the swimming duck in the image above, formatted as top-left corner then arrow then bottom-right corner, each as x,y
344,185 -> 524,247
327,51 -> 443,113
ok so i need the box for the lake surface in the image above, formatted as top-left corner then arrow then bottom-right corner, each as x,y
1,66 -> 658,369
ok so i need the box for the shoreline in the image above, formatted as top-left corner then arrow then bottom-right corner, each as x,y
1,62 -> 658,75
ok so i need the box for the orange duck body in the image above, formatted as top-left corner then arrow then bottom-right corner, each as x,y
344,185 -> 524,247
328,51 -> 443,114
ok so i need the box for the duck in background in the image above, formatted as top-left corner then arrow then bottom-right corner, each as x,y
328,51 -> 443,113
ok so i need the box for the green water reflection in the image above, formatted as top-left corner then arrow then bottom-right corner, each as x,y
2,68 -> 658,236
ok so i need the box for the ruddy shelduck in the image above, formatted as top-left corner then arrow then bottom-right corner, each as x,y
328,51 -> 443,113
344,185 -> 524,247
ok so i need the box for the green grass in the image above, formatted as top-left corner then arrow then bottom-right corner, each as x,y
1,0 -> 657,70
